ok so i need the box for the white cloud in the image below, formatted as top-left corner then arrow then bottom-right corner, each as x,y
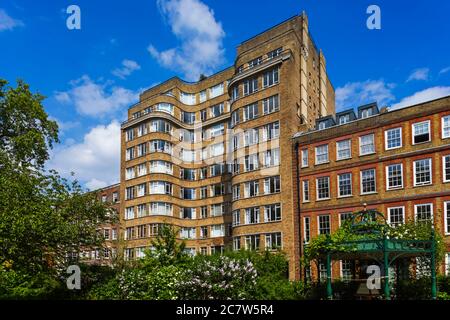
148,0 -> 225,81
439,66 -> 450,75
390,86 -> 450,110
406,68 -> 430,82
48,121 -> 121,190
55,75 -> 139,117
335,79 -> 395,110
0,9 -> 24,31
112,59 -> 141,79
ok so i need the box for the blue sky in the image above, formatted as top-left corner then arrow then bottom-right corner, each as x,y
1,0 -> 449,189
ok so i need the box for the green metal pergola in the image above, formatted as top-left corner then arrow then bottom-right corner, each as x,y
319,209 -> 437,300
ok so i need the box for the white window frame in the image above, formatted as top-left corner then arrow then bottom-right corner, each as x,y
316,176 -> 330,200
387,206 -> 405,226
359,134 -> 375,156
444,201 -> 450,235
414,203 -> 434,223
303,216 -> 311,244
360,169 -> 377,195
443,115 -> 450,139
385,127 -> 403,150
336,139 -> 352,161
443,155 -> 450,183
413,158 -> 433,187
385,163 -> 404,190
302,180 -> 310,203
337,173 -> 353,198
315,144 -> 329,165
301,149 -> 309,167
317,215 -> 331,235
412,120 -> 431,145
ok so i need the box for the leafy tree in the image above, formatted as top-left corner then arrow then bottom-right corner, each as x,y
0,79 -> 111,297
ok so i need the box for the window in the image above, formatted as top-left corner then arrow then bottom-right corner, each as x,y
181,207 -> 196,219
341,260 -> 353,282
149,181 -> 172,195
125,187 -> 135,200
244,154 -> 259,172
125,167 -> 135,180
336,140 -> 351,160
339,114 -> 350,124
126,147 -> 134,161
359,134 -> 375,155
210,183 -> 225,197
262,121 -> 279,141
180,227 -> 196,239
210,103 -> 224,117
301,149 -> 309,167
264,204 -> 281,222
211,224 -> 225,238
199,90 -> 207,103
263,95 -> 279,114
180,92 -> 196,105
154,103 -> 174,115
200,186 -> 207,199
112,192 -> 119,203
248,56 -> 262,68
201,109 -> 207,121
209,83 -> 224,98
243,103 -> 258,121
210,163 -> 225,177
200,226 -> 208,239
361,108 -> 373,119
385,127 -> 402,150
125,207 -> 134,220
126,129 -> 134,141
415,203 -> 433,223
338,173 -> 352,197
445,202 -> 450,235
339,212 -> 353,226
181,188 -> 196,200
315,145 -> 329,164
231,86 -> 239,101
318,121 -> 327,130
361,169 -> 376,194
414,158 -> 432,186
388,207 -> 405,226
263,148 -> 280,167
137,225 -> 146,238
267,47 -> 282,59
210,143 -> 224,157
316,177 -> 330,200
303,217 -> 310,244
245,235 -> 260,250
210,204 -> 224,217
125,227 -> 135,240
150,161 -> 172,174
444,155 -> 450,182
136,204 -> 147,218
302,180 -> 310,202
263,68 -> 279,87
200,206 -> 207,219
232,210 -> 240,226
446,253 -> 450,276
265,233 -> 282,250
232,185 -> 240,201
318,215 -> 331,235
150,202 -> 172,216
136,143 -> 147,157
137,163 -> 147,177
136,183 -> 146,197
386,164 -> 403,190
244,180 -> 259,197
244,129 -> 259,146
233,237 -> 241,251
150,140 -> 172,154
182,112 -> 195,124
231,110 -> 240,127
443,115 -> 450,139
264,176 -> 280,194
112,228 -> 118,240
245,207 -> 260,224
243,78 -> 258,96
412,121 -> 431,144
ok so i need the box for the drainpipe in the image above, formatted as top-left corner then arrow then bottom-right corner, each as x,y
294,141 -> 305,283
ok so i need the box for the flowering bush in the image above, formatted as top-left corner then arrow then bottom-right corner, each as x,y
178,255 -> 257,300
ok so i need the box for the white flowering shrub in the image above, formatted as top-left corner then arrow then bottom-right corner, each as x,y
178,255 -> 257,300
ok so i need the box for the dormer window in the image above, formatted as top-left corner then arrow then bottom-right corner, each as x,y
361,108 -> 373,119
318,122 -> 326,130
339,114 -> 350,124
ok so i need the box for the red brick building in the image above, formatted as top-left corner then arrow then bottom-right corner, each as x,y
293,96 -> 450,280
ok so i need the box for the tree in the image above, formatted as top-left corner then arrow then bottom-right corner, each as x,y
0,79 -> 111,297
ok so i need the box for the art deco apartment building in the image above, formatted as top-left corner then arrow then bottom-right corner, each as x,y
120,12 -> 335,279
293,96 -> 450,281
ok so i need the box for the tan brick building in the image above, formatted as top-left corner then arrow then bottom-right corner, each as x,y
293,96 -> 450,280
119,12 -> 334,279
